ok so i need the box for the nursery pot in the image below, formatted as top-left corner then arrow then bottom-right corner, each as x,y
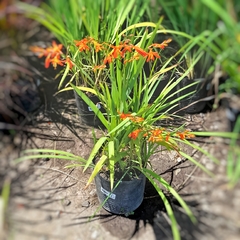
11,78 -> 42,113
226,106 -> 240,132
0,77 -> 42,125
178,78 -> 210,114
95,172 -> 146,215
222,97 -> 240,132
74,91 -> 104,128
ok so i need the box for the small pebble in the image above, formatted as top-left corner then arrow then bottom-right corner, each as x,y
89,189 -> 96,197
56,210 -> 62,218
206,162 -> 214,171
91,230 -> 98,239
13,136 -> 22,145
44,193 -> 51,199
40,236 -> 48,240
63,199 -> 71,206
46,215 -> 52,221
81,200 -> 90,208
176,157 -> 182,162
175,169 -> 181,175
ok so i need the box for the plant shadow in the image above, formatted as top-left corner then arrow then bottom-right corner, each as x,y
65,177 -> 220,240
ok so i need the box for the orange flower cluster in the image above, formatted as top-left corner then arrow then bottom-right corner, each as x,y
74,36 -> 165,66
30,37 -> 172,72
128,127 -> 195,143
30,41 -> 74,69
144,128 -> 170,143
96,38 -> 172,68
149,39 -> 172,50
176,130 -> 195,140
119,112 -> 195,145
119,112 -> 144,123
128,127 -> 170,143
128,129 -> 142,140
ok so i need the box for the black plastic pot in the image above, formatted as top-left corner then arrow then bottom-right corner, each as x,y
11,78 -> 42,113
95,172 -> 146,215
178,78 -> 210,113
223,97 -> 240,132
74,92 -> 105,128
0,77 -> 42,125
226,106 -> 240,132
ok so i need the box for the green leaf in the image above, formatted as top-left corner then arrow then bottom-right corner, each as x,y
21,149 -> 77,157
85,155 -> 107,188
139,168 -> 181,240
1,179 -> 11,212
57,86 -> 97,96
179,151 -> 214,177
108,140 -> 115,190
192,131 -> 239,139
177,139 -> 219,164
83,136 -> 108,172
71,84 -> 108,128
142,168 -> 196,223
15,154 -> 84,164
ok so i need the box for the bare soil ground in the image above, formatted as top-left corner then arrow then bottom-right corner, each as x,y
1,82 -> 240,240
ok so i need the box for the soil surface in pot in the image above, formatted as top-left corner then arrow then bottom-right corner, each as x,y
99,168 -> 143,182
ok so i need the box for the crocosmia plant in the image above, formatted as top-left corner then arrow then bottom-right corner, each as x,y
30,33 -> 172,91
83,110 -> 196,188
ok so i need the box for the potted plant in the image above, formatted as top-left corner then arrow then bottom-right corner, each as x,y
200,0 -> 240,131
0,2 -> 42,127
198,0 -> 240,189
16,81 -> 237,240
154,0 -> 221,113
67,27 -> 209,216
15,0 -> 156,126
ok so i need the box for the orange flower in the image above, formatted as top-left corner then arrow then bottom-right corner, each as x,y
128,129 -> 142,140
47,55 -> 64,69
124,54 -> 140,64
133,46 -> 148,57
30,41 -> 63,63
119,113 -> 132,120
122,42 -> 133,54
176,130 -> 195,140
145,128 -> 169,143
110,44 -> 124,58
64,57 -> 74,69
150,38 -> 172,49
46,41 -> 63,57
103,54 -> 114,65
93,64 -> 106,72
92,40 -> 104,52
29,46 -> 47,58
186,132 -> 195,139
148,134 -> 163,143
75,38 -> 90,52
146,49 -> 160,62
119,112 -> 144,123
151,129 -> 163,136
165,134 -> 170,142
132,116 -> 144,123
44,54 -> 51,68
